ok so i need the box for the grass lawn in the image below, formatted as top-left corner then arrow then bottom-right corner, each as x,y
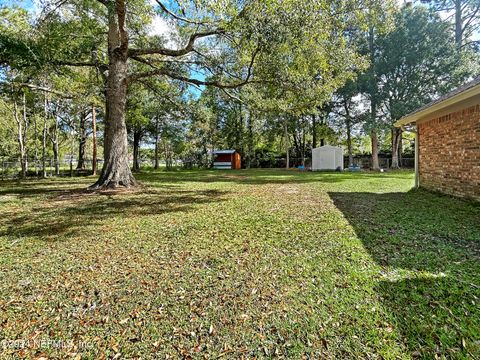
0,169 -> 479,359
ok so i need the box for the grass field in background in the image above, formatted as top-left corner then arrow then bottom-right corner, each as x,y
0,169 -> 479,359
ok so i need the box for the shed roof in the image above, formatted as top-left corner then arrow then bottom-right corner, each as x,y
212,150 -> 236,154
395,76 -> 480,127
312,145 -> 342,151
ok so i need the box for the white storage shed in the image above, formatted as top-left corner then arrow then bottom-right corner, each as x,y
312,145 -> 344,171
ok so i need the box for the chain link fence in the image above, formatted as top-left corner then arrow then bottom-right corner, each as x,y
0,156 -> 414,179
0,159 -> 104,179
266,157 -> 414,170
344,156 -> 415,170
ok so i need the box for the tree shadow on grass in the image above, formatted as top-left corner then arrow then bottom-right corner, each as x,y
0,179 -> 93,198
329,190 -> 480,358
1,187 -> 228,240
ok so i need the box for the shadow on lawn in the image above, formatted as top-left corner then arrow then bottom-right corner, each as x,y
1,187 -> 228,240
329,190 -> 480,358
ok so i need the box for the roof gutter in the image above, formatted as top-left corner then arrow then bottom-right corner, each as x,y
395,84 -> 480,127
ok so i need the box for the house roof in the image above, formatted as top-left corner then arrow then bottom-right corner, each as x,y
212,150 -> 236,154
395,76 -> 480,127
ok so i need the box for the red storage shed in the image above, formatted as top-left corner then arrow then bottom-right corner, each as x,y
213,150 -> 241,170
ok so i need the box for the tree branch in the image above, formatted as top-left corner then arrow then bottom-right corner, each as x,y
219,87 -> 244,103
131,55 -> 202,67
129,68 -> 256,88
154,0 -> 213,26
462,5 -> 480,32
129,41 -> 261,92
128,29 -> 224,58
117,0 -> 128,52
461,39 -> 480,49
6,82 -> 73,98
137,79 -> 190,117
52,61 -> 97,67
38,0 -> 69,22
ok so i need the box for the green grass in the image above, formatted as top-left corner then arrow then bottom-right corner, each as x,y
0,169 -> 479,359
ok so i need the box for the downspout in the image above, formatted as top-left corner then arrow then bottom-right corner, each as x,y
414,124 -> 419,189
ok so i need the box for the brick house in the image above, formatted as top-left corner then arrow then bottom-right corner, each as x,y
395,77 -> 480,201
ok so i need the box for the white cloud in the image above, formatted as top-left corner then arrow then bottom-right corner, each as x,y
149,15 -> 181,49
148,1 -> 180,49
149,15 -> 171,36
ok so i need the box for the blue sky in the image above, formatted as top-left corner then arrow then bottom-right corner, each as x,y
1,0 -> 35,9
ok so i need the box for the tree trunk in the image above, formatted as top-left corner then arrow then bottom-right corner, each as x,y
399,135 -> 403,166
42,94 -> 48,178
344,101 -> 353,167
391,127 -> 402,169
132,128 -> 141,172
90,0 -> 136,189
92,105 -> 97,175
237,104 -> 243,153
368,24 -> 380,171
22,93 -> 28,174
301,123 -> 306,167
51,117 -> 60,176
319,114 -> 325,147
70,121 -> 75,177
293,129 -> 300,162
371,130 -> 380,170
346,119 -> 353,168
164,142 -> 172,170
77,110 -> 87,170
455,0 -> 463,49
369,100 -> 380,170
312,114 -> 317,149
13,99 -> 27,178
284,118 -> 289,169
154,117 -> 160,170
246,109 -> 253,169
33,106 -> 38,176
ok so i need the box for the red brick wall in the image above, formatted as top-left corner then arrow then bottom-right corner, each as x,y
418,104 -> 480,201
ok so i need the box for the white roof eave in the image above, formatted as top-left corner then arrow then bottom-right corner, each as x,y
395,82 -> 480,128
